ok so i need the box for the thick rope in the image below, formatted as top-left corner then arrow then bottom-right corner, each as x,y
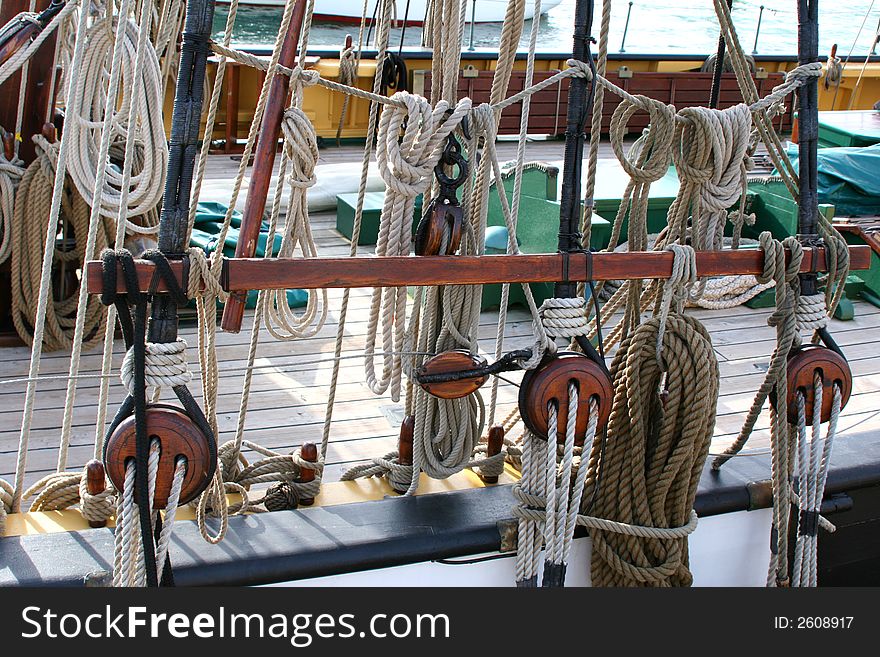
261,107 -> 328,340
363,91 -> 471,399
0,151 -> 25,264
10,136 -> 111,351
584,314 -> 718,586
791,378 -> 841,587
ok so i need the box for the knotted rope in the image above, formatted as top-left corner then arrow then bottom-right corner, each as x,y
712,231 -> 802,585
364,92 -> 471,400
666,104 -> 752,252
340,451 -> 414,494
120,339 -> 192,394
824,53 -> 843,90
261,106 -> 328,341
601,94 -> 676,343
336,37 -> 358,145
539,297 -> 590,339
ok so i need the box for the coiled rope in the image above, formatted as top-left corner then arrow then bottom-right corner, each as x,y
0,148 -> 24,264
10,135 -> 111,350
584,311 -> 717,586
363,91 -> 471,400
64,13 -> 166,224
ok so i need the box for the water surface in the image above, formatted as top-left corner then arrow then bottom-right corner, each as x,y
214,0 -> 879,56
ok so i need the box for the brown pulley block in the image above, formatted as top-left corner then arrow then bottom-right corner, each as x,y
781,344 -> 852,424
414,201 -> 463,256
104,404 -> 214,509
416,349 -> 488,399
518,351 -> 613,445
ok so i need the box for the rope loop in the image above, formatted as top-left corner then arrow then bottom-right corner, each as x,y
120,338 -> 192,394
539,296 -> 589,339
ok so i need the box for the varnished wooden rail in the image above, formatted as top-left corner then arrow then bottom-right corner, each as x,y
85,245 -> 872,298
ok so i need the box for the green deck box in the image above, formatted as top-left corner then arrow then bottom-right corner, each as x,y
336,192 -> 423,245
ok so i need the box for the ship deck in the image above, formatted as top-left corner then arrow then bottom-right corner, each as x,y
2,143 -> 879,495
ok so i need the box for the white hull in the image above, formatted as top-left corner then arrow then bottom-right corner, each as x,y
218,0 -> 563,23
278,508 -> 774,587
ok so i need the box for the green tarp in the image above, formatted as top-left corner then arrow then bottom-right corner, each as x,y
785,143 -> 880,217
189,202 -> 307,310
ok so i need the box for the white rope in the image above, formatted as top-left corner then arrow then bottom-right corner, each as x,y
364,91 -> 471,399
12,0 -> 103,511
64,12 -> 166,225
261,106 -> 328,340
539,296 -> 589,339
120,339 -> 192,394
791,378 -> 841,587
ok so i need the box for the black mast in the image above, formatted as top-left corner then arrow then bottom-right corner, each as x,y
554,0 -> 594,301
796,0 -> 820,277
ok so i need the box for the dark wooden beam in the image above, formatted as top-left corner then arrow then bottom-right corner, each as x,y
85,245 -> 872,296
220,0 -> 309,334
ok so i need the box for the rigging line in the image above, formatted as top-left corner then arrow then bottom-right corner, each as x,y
830,0 -> 875,110
398,0 -> 412,56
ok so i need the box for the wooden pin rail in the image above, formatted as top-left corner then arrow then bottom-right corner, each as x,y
85,246 -> 872,296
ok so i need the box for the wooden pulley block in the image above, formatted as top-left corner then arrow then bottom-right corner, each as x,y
518,351 -> 612,445
414,202 -> 463,256
104,404 -> 214,509
781,344 -> 852,424
416,349 -> 488,399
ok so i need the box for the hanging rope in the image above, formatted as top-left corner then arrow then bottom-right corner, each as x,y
10,135 -> 111,350
335,36 -> 357,145
112,439 -> 186,587
791,376 -> 841,587
261,106 -> 328,341
0,146 -> 24,264
512,393 -> 599,587
583,310 -> 717,586
363,91 -> 471,399
64,12 -> 166,225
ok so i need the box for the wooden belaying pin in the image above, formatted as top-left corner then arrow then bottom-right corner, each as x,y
398,416 -> 414,468
41,122 -> 57,144
481,425 -> 504,485
85,459 -> 107,528
298,442 -> 318,506
393,416 -> 414,495
2,132 -> 14,161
